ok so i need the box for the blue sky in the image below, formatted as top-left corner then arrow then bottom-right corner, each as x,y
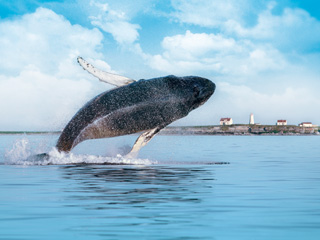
0,0 -> 319,130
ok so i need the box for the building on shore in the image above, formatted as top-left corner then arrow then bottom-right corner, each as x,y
220,118 -> 233,125
277,120 -> 287,126
299,122 -> 314,127
249,113 -> 254,125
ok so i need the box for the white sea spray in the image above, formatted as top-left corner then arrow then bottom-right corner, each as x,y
5,138 -> 157,166
5,138 -> 31,164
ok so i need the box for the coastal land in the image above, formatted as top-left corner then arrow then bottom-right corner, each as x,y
160,124 -> 320,136
1,125 -> 319,136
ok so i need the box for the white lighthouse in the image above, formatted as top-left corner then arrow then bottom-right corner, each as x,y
249,113 -> 254,125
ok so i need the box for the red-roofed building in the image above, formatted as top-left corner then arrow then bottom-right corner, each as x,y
220,118 -> 233,125
276,120 -> 287,126
299,122 -> 313,127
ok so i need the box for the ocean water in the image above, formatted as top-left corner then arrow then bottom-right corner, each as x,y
0,134 -> 319,240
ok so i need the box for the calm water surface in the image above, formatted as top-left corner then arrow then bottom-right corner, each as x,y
0,134 -> 319,240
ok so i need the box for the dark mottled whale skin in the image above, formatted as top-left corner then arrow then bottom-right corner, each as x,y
56,75 -> 215,152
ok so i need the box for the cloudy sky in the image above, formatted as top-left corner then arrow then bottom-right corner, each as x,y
0,0 -> 319,130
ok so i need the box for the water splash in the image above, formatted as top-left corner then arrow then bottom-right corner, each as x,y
5,138 -> 32,163
5,138 -> 157,166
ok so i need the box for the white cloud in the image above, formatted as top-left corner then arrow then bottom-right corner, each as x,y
171,0 -> 251,27
162,30 -> 236,60
233,46 -> 287,76
0,8 -> 113,131
226,5 -> 320,52
171,1 -> 320,53
89,0 -> 140,45
0,8 -> 103,76
143,30 -> 287,77
142,2 -> 320,82
143,30 -> 234,74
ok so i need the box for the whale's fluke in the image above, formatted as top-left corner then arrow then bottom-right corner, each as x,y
77,56 -> 135,87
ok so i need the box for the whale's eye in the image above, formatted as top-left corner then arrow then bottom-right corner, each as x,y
193,86 -> 200,98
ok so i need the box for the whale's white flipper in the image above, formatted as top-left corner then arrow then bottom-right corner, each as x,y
126,127 -> 163,158
77,57 -> 135,87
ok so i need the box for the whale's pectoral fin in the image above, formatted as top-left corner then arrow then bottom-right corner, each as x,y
77,56 -> 136,87
125,127 -> 163,158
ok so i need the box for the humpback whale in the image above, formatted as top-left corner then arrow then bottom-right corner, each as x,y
55,57 -> 215,157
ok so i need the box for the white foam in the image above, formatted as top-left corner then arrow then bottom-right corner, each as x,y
5,138 -> 32,163
5,139 -> 157,166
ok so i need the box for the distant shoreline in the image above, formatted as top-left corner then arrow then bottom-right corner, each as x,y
0,131 -> 61,135
161,125 -> 320,136
1,125 -> 319,136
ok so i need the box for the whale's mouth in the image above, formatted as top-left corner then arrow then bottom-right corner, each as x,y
190,78 -> 215,110
200,81 -> 215,103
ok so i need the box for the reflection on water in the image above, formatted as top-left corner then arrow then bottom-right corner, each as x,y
55,165 -> 219,239
60,165 -> 215,208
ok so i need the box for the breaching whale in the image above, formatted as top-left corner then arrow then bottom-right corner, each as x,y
55,57 -> 216,157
